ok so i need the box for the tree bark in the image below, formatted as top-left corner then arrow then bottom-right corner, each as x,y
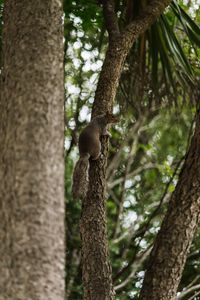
139,105 -> 200,300
80,43 -> 124,300
80,1 -> 172,299
0,1 -> 65,300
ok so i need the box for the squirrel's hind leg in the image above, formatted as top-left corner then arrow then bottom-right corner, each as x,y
90,141 -> 101,160
91,153 -> 101,160
102,127 -> 111,137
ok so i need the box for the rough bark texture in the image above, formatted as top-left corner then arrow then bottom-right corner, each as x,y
80,45 -> 124,300
0,1 -> 65,300
80,1 -> 172,299
139,107 -> 200,300
93,0 -> 172,117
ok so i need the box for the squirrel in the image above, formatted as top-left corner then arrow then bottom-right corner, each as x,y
72,111 -> 118,200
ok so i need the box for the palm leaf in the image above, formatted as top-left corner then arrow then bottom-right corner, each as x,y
160,15 -> 193,81
157,25 -> 177,94
149,23 -> 159,91
170,1 -> 200,49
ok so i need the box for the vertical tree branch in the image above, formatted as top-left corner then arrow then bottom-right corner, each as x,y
80,1 -> 172,299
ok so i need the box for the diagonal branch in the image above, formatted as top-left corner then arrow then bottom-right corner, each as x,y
114,246 -> 152,292
108,163 -> 160,189
93,0 -> 172,117
178,283 -> 200,300
188,290 -> 200,300
122,0 -> 172,45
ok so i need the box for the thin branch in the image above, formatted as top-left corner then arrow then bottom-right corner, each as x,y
109,189 -> 120,205
112,157 -> 183,247
65,59 -> 85,158
114,247 -> 152,292
98,23 -> 106,53
108,162 -> 160,189
186,275 -> 200,290
188,290 -> 200,300
134,156 -> 184,239
122,0 -> 172,46
178,284 -> 200,300
112,218 -> 140,245
112,168 -> 128,239
112,139 -> 137,239
113,115 -> 196,276
107,116 -> 144,179
101,0 -> 120,40
188,250 -> 200,260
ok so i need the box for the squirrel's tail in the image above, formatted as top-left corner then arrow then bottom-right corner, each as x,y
72,153 -> 90,200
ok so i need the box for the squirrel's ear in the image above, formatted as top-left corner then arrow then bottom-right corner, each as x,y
111,114 -> 119,123
105,111 -> 119,123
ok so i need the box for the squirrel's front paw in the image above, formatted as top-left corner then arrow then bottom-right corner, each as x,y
106,132 -> 112,138
99,153 -> 104,159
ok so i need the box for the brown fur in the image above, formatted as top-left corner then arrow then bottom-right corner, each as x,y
72,112 -> 118,199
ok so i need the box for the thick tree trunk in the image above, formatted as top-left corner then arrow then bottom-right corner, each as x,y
139,105 -> 200,300
0,1 -> 65,300
80,1 -> 172,299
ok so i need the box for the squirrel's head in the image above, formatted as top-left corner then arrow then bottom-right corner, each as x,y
105,111 -> 119,124
91,111 -> 119,127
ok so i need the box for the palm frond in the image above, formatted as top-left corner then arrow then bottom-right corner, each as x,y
119,1 -> 199,111
171,1 -> 200,49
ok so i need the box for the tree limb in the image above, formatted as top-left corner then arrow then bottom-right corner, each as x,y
114,247 -> 152,292
108,162 -> 160,189
188,290 -> 200,300
101,0 -> 120,41
122,0 -> 172,46
178,283 -> 200,300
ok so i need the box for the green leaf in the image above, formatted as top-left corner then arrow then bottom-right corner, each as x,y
160,15 -> 194,83
155,23 -> 177,97
171,1 -> 200,48
150,23 -> 159,90
186,26 -> 200,48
